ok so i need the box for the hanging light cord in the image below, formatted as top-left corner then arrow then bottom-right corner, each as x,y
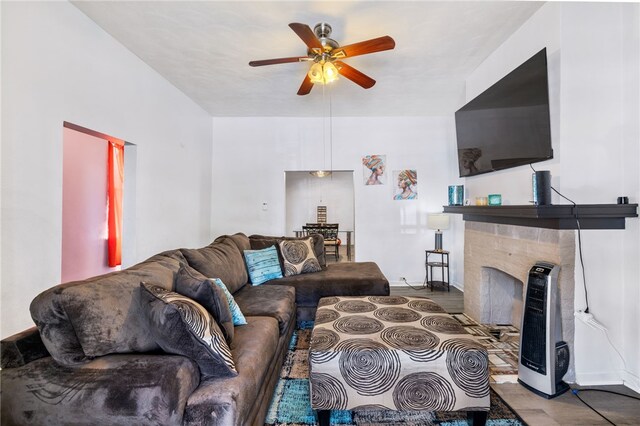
329,85 -> 333,177
322,84 -> 326,172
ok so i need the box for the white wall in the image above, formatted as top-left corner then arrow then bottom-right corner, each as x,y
461,2 -> 640,390
285,171 -> 355,236
1,2 -> 213,337
211,116 -> 459,286
621,2 -> 640,393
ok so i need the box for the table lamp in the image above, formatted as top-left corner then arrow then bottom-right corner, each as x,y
427,213 -> 450,251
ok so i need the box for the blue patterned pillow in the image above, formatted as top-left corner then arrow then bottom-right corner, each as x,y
243,246 -> 283,285
211,278 -> 247,326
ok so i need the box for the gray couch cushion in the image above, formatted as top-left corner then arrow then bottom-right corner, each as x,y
249,234 -> 326,269
30,253 -> 184,365
140,283 -> 237,380
180,237 -> 248,294
174,265 -> 235,344
216,232 -> 251,253
265,262 -> 389,308
184,316 -> 280,426
233,284 -> 295,335
1,354 -> 199,426
0,327 -> 49,369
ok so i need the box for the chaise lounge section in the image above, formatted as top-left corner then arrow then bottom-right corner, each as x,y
1,232 -> 389,426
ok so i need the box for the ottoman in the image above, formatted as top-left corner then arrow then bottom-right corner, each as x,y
309,295 -> 490,425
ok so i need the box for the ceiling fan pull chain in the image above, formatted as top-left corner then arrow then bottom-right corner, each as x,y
329,86 -> 333,176
322,83 -> 326,171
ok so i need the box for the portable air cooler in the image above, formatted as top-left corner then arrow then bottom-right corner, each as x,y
518,261 -> 570,399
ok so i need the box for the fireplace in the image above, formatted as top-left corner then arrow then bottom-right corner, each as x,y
463,221 -> 576,381
480,267 -> 524,327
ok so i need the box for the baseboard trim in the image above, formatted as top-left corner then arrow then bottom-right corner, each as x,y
621,369 -> 640,393
574,369 -> 640,394
575,371 -> 624,386
389,281 -> 464,291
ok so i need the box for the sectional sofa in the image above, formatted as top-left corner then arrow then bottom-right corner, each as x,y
1,233 -> 389,426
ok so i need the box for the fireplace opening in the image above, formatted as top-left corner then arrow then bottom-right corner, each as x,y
481,267 -> 524,328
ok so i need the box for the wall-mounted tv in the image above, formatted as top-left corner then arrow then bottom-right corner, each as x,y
455,48 -> 553,177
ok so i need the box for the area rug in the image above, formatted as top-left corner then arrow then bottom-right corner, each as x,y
265,321 -> 524,425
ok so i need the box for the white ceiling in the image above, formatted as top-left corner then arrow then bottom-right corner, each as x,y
73,1 -> 543,117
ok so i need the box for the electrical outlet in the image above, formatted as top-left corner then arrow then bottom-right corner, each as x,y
575,311 -> 606,331
399,277 -> 406,282
574,311 -> 593,322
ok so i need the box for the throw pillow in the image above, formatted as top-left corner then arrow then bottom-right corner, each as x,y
249,234 -> 326,268
243,245 -> 283,285
278,237 -> 322,277
140,283 -> 237,379
174,265 -> 234,344
211,278 -> 248,326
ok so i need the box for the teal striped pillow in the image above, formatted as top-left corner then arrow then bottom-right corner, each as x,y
211,278 -> 247,326
243,246 -> 283,285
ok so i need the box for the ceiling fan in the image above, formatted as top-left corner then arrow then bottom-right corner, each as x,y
249,23 -> 395,95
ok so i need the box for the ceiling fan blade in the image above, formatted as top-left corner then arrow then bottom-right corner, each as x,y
297,74 -> 314,96
335,61 -> 376,89
289,23 -> 323,51
249,56 -> 309,67
332,36 -> 395,59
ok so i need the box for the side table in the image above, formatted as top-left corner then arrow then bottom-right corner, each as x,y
425,249 -> 450,292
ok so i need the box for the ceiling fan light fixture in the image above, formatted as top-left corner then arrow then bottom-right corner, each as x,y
310,170 -> 332,178
308,62 -> 324,84
323,61 -> 339,84
308,61 -> 339,85
250,22 -> 395,94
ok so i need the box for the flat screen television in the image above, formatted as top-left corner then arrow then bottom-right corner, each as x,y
455,48 -> 553,177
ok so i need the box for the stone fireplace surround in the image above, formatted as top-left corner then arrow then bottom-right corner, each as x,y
464,221 -> 576,381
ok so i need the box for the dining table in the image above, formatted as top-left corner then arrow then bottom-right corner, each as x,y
293,229 -> 353,261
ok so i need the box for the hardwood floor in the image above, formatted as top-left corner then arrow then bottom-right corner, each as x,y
391,284 -> 464,313
390,285 -> 640,425
493,383 -> 640,425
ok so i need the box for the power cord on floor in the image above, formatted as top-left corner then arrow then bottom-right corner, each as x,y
571,388 -> 640,426
577,388 -> 640,400
571,389 -> 617,425
403,277 -> 424,291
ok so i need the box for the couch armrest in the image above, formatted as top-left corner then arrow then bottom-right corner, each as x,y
1,326 -> 50,368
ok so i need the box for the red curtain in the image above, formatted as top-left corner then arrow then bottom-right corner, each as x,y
108,140 -> 124,267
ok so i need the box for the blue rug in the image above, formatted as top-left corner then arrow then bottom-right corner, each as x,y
265,322 -> 524,425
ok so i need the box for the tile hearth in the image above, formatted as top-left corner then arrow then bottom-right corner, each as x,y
452,313 -> 520,384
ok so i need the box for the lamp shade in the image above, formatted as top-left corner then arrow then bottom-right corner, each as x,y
427,213 -> 450,231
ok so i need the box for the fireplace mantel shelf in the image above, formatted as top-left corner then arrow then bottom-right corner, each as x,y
443,204 -> 638,230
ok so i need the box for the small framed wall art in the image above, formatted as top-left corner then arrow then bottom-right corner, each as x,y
393,169 -> 418,200
362,155 -> 386,185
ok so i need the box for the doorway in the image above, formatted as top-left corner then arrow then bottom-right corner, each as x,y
61,122 -> 136,282
285,171 -> 355,262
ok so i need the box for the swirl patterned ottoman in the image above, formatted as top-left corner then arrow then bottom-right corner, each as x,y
309,296 -> 489,426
